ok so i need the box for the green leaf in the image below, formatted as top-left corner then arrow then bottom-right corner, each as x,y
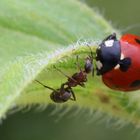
1,0 -> 140,126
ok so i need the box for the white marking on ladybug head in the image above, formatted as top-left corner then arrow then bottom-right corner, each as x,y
104,40 -> 114,47
114,64 -> 120,70
120,53 -> 124,60
96,60 -> 103,70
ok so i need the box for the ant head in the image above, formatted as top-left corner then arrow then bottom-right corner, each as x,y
96,33 -> 121,75
84,57 -> 94,74
85,56 -> 93,63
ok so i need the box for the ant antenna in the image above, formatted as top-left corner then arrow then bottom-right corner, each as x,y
35,80 -> 57,92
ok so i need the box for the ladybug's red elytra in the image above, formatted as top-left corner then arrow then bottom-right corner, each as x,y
96,33 -> 140,91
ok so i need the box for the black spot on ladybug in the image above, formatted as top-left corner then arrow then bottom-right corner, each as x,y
130,80 -> 140,87
135,38 -> 140,44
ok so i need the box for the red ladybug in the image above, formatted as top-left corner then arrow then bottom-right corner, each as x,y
96,33 -> 140,91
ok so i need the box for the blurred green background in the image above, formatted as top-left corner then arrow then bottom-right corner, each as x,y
0,0 -> 140,140
86,0 -> 140,35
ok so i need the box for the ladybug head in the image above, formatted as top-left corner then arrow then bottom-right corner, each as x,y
96,33 -> 121,75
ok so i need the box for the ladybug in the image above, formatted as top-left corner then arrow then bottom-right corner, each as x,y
96,33 -> 140,91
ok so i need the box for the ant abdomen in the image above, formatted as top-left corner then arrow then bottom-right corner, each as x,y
50,89 -> 72,103
35,80 -> 76,103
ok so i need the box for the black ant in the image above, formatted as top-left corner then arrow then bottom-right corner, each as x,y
54,46 -> 94,88
35,80 -> 76,103
35,45 -> 94,103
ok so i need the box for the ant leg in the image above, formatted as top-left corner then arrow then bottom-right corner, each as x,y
76,55 -> 82,71
53,65 -> 78,84
92,68 -> 94,77
53,66 -> 84,88
70,88 -> 76,101
59,83 -> 66,94
76,56 -> 88,85
78,82 -> 85,87
87,45 -> 94,59
86,45 -> 95,76
53,65 -> 70,79
35,80 -> 57,92
75,56 -> 88,86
